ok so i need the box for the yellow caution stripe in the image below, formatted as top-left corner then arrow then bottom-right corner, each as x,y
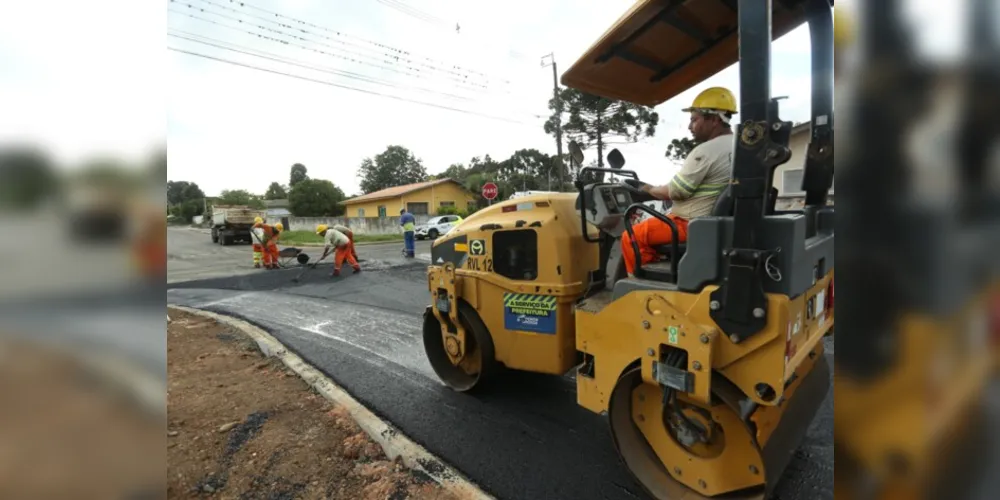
503,293 -> 558,311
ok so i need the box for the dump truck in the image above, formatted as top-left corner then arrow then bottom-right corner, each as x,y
211,205 -> 265,246
421,1 -> 835,499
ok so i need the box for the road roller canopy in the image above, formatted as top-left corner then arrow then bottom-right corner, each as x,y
561,0 -> 818,107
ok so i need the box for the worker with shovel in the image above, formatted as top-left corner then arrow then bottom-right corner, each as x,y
251,217 -> 266,269
314,224 -> 361,277
252,218 -> 282,270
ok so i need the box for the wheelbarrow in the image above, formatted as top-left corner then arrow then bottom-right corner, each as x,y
276,247 -> 311,268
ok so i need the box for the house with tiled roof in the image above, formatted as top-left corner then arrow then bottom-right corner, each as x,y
339,178 -> 477,218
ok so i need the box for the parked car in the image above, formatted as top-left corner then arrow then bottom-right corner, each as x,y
415,215 -> 461,240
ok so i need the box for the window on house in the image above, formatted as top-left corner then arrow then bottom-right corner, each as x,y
782,169 -> 804,195
378,205 -> 387,218
357,208 -> 365,217
439,201 -> 455,207
407,202 -> 429,215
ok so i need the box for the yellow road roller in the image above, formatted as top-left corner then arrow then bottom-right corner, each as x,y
422,0 -> 835,498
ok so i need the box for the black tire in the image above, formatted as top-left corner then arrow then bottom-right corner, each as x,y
428,229 -> 439,240
422,302 -> 499,393
211,230 -> 219,243
220,235 -> 230,246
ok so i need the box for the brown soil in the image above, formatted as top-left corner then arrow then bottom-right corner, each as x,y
0,336 -> 164,499
167,308 -> 456,500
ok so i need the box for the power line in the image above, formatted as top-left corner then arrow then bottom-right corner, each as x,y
168,29 -> 548,117
183,0 -> 504,83
371,0 -> 533,62
375,0 -> 451,28
168,30 -> 475,102
169,6 -> 496,92
168,46 -> 543,125
185,0 -> 508,86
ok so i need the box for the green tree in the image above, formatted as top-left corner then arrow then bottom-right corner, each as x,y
171,198 -> 204,222
497,149 -> 554,198
288,179 -> 346,216
167,180 -> 205,206
545,88 -> 659,173
290,163 -> 308,187
0,147 -> 59,211
218,189 -> 266,209
264,182 -> 288,200
665,137 -> 699,163
357,145 -> 429,194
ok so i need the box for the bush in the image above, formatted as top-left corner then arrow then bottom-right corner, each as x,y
438,205 -> 479,218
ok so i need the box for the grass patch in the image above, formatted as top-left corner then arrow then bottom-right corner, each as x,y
279,230 -> 403,245
354,233 -> 403,243
279,230 -> 324,245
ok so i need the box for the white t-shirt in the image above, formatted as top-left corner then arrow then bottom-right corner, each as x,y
323,228 -> 349,248
667,134 -> 734,219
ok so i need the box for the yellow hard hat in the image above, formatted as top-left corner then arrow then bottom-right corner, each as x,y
254,216 -> 264,224
682,87 -> 738,114
315,224 -> 328,235
274,222 -> 283,231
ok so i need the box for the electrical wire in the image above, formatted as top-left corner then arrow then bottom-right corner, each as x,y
167,30 -> 548,118
167,46 -> 543,125
183,0 -> 503,83
372,0 -> 533,62
375,0 -> 451,28
168,6 -> 495,92
168,30 -> 475,102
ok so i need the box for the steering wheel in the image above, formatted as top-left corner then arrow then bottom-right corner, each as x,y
618,180 -> 658,204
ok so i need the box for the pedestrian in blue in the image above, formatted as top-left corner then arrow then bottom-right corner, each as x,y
400,208 -> 416,258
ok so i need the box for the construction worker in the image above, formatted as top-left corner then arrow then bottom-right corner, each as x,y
251,217 -> 266,268
253,219 -> 280,270
315,224 -> 361,276
400,208 -> 416,258
268,222 -> 283,268
621,86 -> 735,276
332,223 -> 360,262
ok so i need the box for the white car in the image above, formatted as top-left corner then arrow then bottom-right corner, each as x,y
415,215 -> 462,240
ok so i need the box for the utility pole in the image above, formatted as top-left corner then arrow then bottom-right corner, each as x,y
541,53 -> 564,191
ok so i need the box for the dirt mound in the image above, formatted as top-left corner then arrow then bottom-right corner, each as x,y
167,309 -> 456,499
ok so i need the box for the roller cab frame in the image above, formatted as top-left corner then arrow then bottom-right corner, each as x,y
422,0 -> 835,498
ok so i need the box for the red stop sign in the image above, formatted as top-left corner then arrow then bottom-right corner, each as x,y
481,182 -> 499,200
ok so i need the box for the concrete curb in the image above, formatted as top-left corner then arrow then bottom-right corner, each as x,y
168,305 -> 494,500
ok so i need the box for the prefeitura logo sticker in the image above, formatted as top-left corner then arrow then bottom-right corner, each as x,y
503,293 -> 558,334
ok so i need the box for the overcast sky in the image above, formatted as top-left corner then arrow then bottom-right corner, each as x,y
7,0 -> 962,199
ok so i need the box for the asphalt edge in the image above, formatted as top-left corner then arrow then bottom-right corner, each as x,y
168,305 -> 495,500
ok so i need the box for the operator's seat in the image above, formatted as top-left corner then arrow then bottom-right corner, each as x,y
640,186 -> 777,282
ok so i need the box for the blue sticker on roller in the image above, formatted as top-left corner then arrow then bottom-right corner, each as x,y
503,293 -> 557,334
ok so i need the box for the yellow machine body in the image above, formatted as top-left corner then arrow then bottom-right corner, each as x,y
422,1 -> 836,498
574,278 -> 831,497
834,290 -> 998,499
424,193 -> 600,379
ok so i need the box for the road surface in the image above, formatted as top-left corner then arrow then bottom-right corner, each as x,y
167,259 -> 835,500
167,226 -> 431,283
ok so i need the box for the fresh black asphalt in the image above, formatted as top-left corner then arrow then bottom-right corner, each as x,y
168,259 -> 834,500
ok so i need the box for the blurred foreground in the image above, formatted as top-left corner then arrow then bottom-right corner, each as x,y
834,1 -> 1000,499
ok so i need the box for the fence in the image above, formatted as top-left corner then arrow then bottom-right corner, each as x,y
278,215 -> 432,235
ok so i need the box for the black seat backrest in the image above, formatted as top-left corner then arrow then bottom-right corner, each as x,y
710,185 -> 778,216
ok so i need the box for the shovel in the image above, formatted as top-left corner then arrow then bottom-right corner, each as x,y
291,252 -> 328,283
